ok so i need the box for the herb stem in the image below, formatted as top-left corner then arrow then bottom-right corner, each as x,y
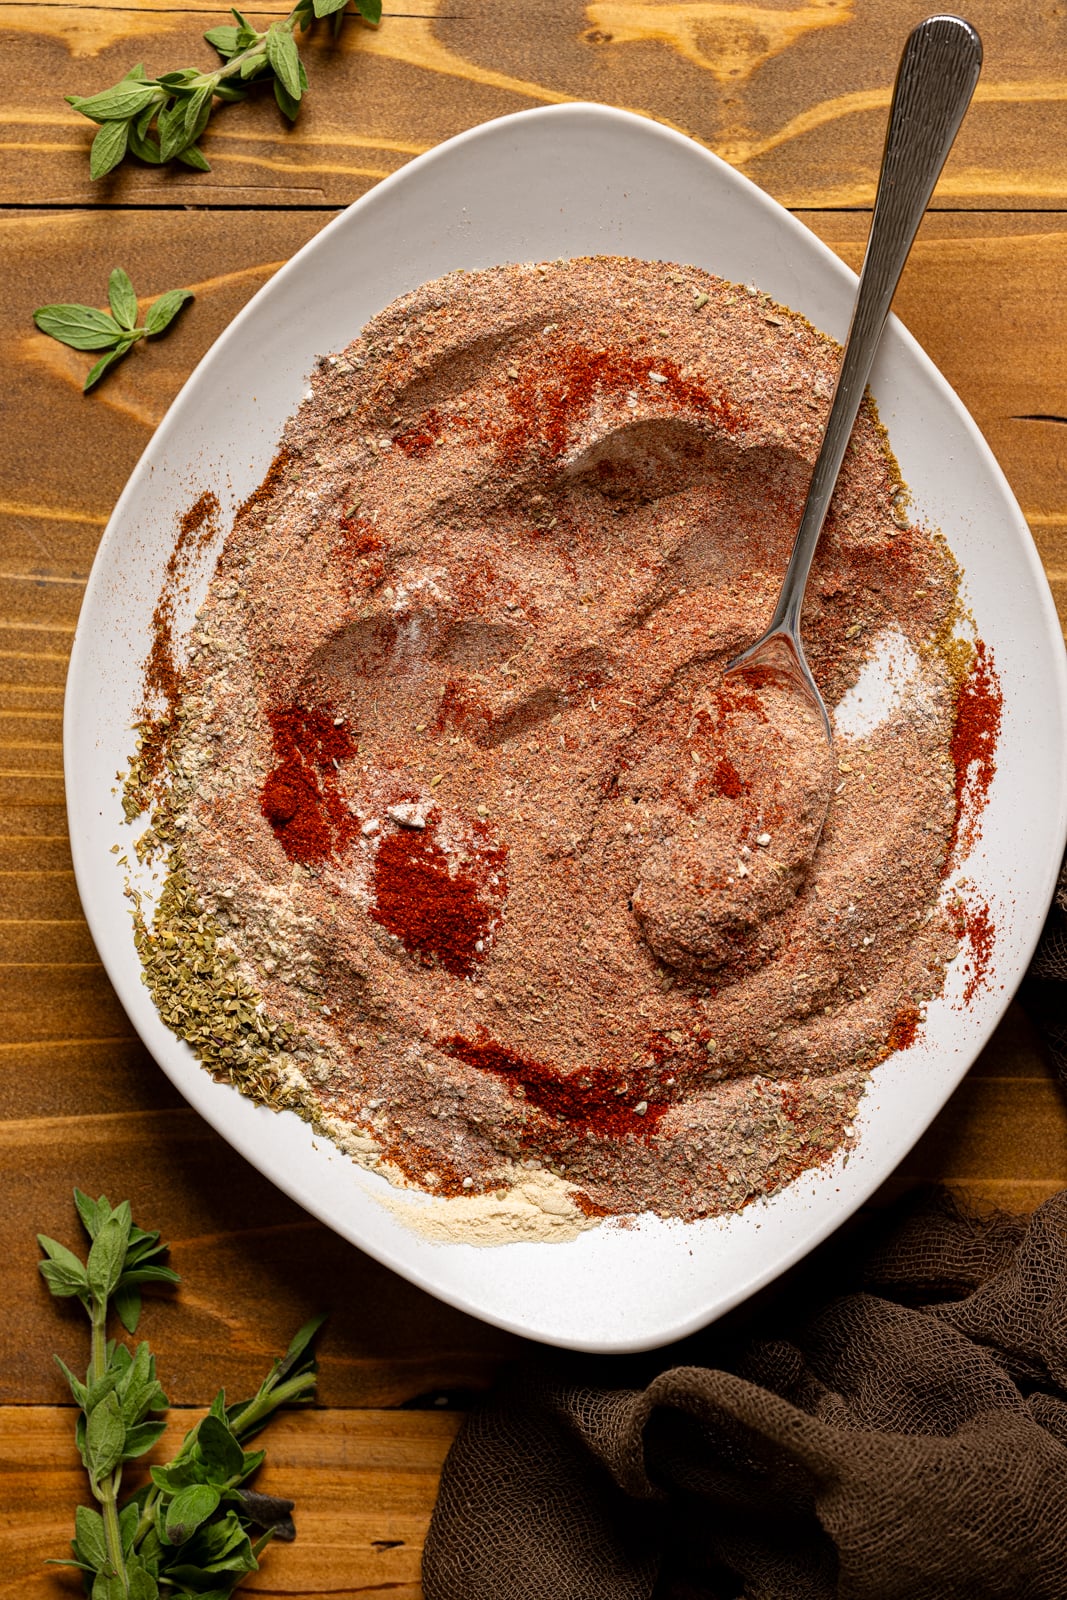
90,1294 -> 108,1386
215,7 -> 301,79
101,1472 -> 130,1596
90,1295 -> 131,1593
229,1369 -> 317,1439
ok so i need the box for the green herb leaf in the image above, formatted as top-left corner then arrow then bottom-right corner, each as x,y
84,343 -> 132,392
204,23 -> 240,56
157,99 -> 191,163
92,1569 -> 127,1600
145,288 -> 194,336
37,1233 -> 90,1293
165,1481 -> 222,1544
114,1283 -> 141,1333
123,1419 -> 168,1458
184,85 -> 214,139
124,1223 -> 168,1264
264,23 -> 301,98
313,0 -> 348,17
68,81 -> 159,123
127,123 -> 163,164
119,1499 -> 141,1554
126,1555 -> 160,1600
85,1367 -> 121,1412
42,1192 -> 320,1596
86,1390 -> 126,1484
165,1508 -> 257,1577
74,1190 -> 110,1240
90,118 -> 129,180
157,69 -> 200,90
177,144 -> 212,171
54,1355 -> 88,1407
73,1504 -> 108,1570
32,305 -> 122,352
276,1312 -> 328,1381
87,1209 -> 133,1304
151,1457 -> 205,1494
196,1412 -> 245,1482
356,0 -> 382,22
273,76 -> 301,121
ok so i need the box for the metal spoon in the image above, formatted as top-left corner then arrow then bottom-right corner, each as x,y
725,14 -> 983,737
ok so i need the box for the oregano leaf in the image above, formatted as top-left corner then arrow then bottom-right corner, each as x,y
164,1482 -> 221,1545
68,81 -> 158,123
84,344 -> 130,391
274,77 -> 300,121
203,24 -> 240,56
264,23 -> 301,98
145,288 -> 194,335
86,1390 -> 126,1484
107,267 -> 138,330
32,305 -> 121,352
74,1190 -> 109,1241
90,118 -> 130,181
196,1412 -> 245,1481
176,145 -> 211,171
74,1505 -> 108,1570
87,1210 -> 132,1304
114,1282 -> 142,1333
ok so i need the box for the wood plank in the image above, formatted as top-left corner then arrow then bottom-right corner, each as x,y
1,0 -> 1065,208
0,1405 -> 458,1600
802,212 -> 1067,521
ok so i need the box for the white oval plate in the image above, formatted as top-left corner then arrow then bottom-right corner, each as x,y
66,104 -> 1067,1352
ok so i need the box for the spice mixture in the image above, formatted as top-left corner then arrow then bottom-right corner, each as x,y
127,256 -> 992,1232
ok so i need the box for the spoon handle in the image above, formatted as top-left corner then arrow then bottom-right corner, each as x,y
770,14 -> 983,637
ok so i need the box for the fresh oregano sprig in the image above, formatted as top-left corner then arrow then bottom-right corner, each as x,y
39,1189 -> 325,1598
68,0 -> 383,179
33,268 -> 193,391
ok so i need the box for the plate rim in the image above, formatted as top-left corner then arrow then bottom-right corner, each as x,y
65,101 -> 1067,1352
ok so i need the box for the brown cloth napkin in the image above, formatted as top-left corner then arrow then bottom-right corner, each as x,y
423,863 -> 1067,1600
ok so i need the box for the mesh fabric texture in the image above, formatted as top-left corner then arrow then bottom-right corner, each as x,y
424,857 -> 1067,1600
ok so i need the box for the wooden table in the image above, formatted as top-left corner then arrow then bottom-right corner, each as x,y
3,4 -> 1066,1593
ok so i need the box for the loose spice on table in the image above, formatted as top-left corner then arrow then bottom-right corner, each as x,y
124,256 -> 992,1231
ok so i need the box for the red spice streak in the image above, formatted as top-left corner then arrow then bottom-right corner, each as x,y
338,511 -> 383,558
371,821 -> 506,977
950,897 -> 996,1005
431,678 -> 494,741
235,447 -> 291,524
886,1002 -> 921,1052
261,703 -> 358,865
441,1032 -> 670,1138
137,490 -> 221,791
497,345 -> 746,463
947,641 -> 1002,864
394,407 -> 445,457
711,756 -> 745,799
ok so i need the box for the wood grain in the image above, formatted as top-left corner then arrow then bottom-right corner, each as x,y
0,1406 -> 461,1598
1,1 -> 1066,208
3,7 -> 1067,1591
